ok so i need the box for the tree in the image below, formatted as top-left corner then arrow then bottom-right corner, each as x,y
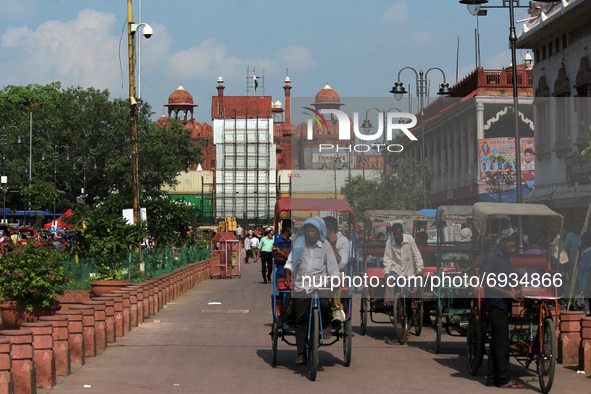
0,83 -> 203,216
341,158 -> 432,218
483,154 -> 515,202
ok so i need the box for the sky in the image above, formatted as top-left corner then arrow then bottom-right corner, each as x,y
0,0 -> 536,121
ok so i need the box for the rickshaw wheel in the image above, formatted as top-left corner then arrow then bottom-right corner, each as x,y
271,319 -> 279,367
393,292 -> 407,345
360,294 -> 368,336
467,309 -> 484,375
435,312 -> 442,354
413,301 -> 424,336
308,308 -> 319,381
537,318 -> 556,393
343,319 -> 352,367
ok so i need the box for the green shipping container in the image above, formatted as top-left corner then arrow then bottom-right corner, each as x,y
167,194 -> 214,219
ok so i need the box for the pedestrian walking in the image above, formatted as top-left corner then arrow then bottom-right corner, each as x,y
259,229 -> 275,284
244,233 -> 252,264
250,233 -> 260,261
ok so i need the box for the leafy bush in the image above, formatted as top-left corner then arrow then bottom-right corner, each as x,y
0,237 -> 68,311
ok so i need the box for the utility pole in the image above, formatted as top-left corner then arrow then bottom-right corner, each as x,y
128,0 -> 140,223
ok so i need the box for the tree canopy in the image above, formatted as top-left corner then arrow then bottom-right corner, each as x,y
0,82 -> 202,215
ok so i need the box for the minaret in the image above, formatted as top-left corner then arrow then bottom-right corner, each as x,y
283,76 -> 292,136
216,75 -> 224,118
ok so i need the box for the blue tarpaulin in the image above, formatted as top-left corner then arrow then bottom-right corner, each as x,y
477,184 -> 533,203
418,209 -> 437,218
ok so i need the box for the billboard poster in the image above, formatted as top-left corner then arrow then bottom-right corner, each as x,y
478,138 -> 535,183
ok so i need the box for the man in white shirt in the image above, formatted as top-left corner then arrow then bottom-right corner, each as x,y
383,223 -> 423,277
250,234 -> 260,261
244,233 -> 252,264
284,217 -> 339,365
324,216 -> 350,322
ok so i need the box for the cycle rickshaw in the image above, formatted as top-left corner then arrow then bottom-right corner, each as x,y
359,210 -> 426,344
433,205 -> 475,354
467,202 -> 562,393
270,198 -> 357,380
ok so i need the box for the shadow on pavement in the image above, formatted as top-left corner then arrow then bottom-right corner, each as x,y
255,348 -> 347,381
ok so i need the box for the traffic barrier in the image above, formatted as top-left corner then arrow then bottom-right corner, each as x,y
0,338 -> 14,394
67,305 -> 96,359
0,330 -> 35,394
91,297 -> 116,344
81,301 -> 107,353
117,288 -> 138,329
110,291 -> 131,333
20,322 -> 55,389
559,311 -> 585,365
55,310 -> 85,366
38,316 -> 70,377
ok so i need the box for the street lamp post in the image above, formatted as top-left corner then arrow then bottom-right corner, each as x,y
0,126 -> 23,223
361,107 -> 402,177
458,0 -> 553,205
320,154 -> 348,199
390,68 -> 453,208
27,102 -> 44,220
72,155 -> 97,207
41,145 -> 69,223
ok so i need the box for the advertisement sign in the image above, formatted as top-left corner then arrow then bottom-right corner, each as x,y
478,138 -> 535,183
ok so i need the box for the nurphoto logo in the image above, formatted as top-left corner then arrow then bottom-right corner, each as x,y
303,108 -> 418,153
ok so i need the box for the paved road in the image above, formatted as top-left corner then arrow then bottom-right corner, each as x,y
42,260 -> 590,393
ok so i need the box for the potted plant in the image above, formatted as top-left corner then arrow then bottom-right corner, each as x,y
0,236 -> 68,328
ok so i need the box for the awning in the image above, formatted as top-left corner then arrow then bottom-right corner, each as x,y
477,184 -> 533,203
472,202 -> 563,237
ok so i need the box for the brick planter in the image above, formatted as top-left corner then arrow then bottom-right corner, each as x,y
559,311 -> 585,364
106,294 -> 124,338
20,322 -> 55,389
38,316 -> 70,377
55,310 -> 85,366
110,291 -> 131,332
82,301 -> 107,353
68,305 -> 96,358
0,338 -> 13,394
57,290 -> 91,310
0,330 -> 35,394
91,297 -> 116,344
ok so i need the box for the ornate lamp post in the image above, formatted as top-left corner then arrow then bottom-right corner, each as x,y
320,154 -> 349,199
41,145 -> 69,223
361,107 -> 402,177
390,67 -> 453,208
72,155 -> 97,207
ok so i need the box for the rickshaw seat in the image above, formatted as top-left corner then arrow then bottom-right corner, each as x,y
510,254 -> 549,270
366,268 -> 385,279
276,278 -> 290,291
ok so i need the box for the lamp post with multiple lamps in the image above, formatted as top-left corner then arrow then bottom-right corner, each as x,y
361,107 -> 402,177
390,67 -> 453,208
0,126 -> 23,223
72,155 -> 97,207
40,145 -> 69,223
320,154 -> 349,199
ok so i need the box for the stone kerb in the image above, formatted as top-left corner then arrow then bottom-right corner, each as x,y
580,317 -> 591,374
126,286 -> 145,324
20,322 -> 55,389
559,311 -> 585,365
0,338 -> 14,394
38,316 -> 70,377
0,330 -> 35,394
90,297 -> 116,344
110,291 -> 131,333
81,301 -> 107,353
54,311 -> 85,366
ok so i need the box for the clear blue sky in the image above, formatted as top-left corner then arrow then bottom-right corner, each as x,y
0,0 -> 535,120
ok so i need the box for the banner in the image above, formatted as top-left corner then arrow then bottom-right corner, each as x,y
478,137 -> 535,183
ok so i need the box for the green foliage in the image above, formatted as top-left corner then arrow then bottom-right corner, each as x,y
0,83 -> 203,215
0,237 -> 68,311
67,207 -> 147,280
342,158 -> 432,217
143,197 -> 195,247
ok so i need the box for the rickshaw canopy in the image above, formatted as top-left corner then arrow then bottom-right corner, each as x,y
435,205 -> 473,226
363,210 -> 423,224
274,198 -> 355,218
211,232 -> 238,243
472,202 -> 563,237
